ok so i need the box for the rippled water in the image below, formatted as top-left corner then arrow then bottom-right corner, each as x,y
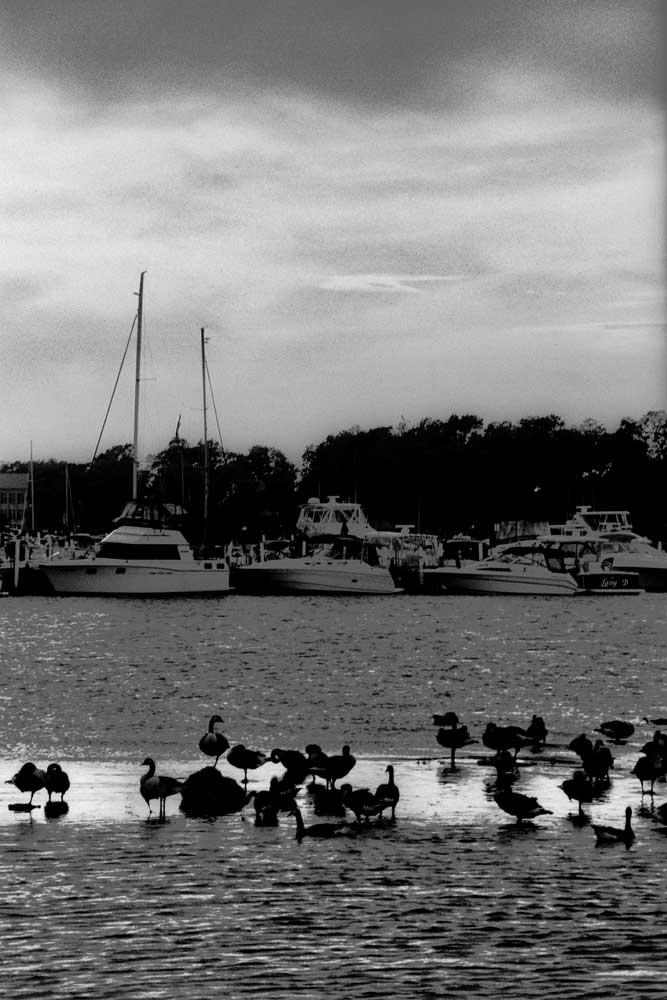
1,594 -> 666,998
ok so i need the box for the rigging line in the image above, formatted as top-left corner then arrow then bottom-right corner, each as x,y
205,357 -> 226,461
90,314 -> 137,466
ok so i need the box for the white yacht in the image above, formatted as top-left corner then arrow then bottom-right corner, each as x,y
41,277 -> 231,597
41,502 -> 231,596
551,506 -> 667,592
231,535 -> 400,595
422,540 -> 580,596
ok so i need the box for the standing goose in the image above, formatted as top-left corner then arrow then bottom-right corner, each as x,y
199,715 -> 229,767
631,753 -> 665,796
6,762 -> 47,807
305,744 -> 329,785
270,748 -> 309,781
526,715 -> 548,747
45,763 -> 70,802
226,745 -> 269,784
140,757 -> 183,819
374,764 -> 400,820
340,784 -> 381,824
493,789 -> 552,824
324,746 -> 356,789
436,724 -> 476,768
559,770 -> 594,817
592,806 -> 635,847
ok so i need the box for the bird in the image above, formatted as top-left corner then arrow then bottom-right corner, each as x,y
289,805 -> 353,841
198,715 -> 229,767
493,789 -> 553,824
644,716 -> 667,727
226,745 -> 269,783
305,744 -> 329,784
559,770 -> 594,816
592,806 -> 635,847
323,745 -> 356,788
525,715 -> 548,747
6,762 -> 47,806
270,747 -> 309,781
483,723 -> 528,758
374,764 -> 400,820
569,733 -> 593,761
44,763 -> 70,802
436,723 -> 476,768
581,740 -> 614,786
631,753 -> 666,796
308,783 -> 346,816
340,784 -> 382,823
245,778 -> 296,825
432,710 -> 459,727
140,757 -> 183,819
596,720 -> 635,742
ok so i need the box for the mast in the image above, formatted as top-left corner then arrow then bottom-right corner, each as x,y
201,327 -> 209,542
132,272 -> 146,501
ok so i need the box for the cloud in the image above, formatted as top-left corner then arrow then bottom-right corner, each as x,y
320,274 -> 469,293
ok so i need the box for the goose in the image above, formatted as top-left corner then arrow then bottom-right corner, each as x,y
6,762 -> 47,806
592,806 -> 635,847
432,711 -> 459,728
340,784 -> 381,823
308,783 -> 346,817
226,745 -> 269,783
140,757 -> 183,819
323,745 -> 356,789
44,763 -> 70,802
631,753 -> 666,796
483,723 -> 528,758
305,744 -> 329,784
246,777 -> 296,825
198,715 -> 229,766
289,805 -> 353,841
644,716 -> 667,727
596,720 -> 635,742
525,715 -> 548,747
493,789 -> 552,824
568,733 -> 593,761
270,748 -> 309,781
374,764 -> 400,819
436,724 -> 476,768
559,770 -> 594,816
581,740 -> 614,785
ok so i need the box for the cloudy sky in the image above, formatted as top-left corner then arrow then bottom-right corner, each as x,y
1,0 -> 664,465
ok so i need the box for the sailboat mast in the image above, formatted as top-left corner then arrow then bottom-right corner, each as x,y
201,327 -> 209,535
132,272 -> 146,501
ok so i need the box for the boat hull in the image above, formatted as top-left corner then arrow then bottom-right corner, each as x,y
40,561 -> 231,596
422,567 -> 579,596
232,559 -> 399,595
576,569 -> 644,595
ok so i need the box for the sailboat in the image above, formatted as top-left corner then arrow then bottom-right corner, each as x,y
40,274 -> 232,596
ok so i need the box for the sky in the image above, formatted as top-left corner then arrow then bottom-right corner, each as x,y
1,0 -> 664,467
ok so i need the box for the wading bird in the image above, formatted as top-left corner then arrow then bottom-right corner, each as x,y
493,789 -> 552,824
140,757 -> 183,819
6,762 -> 47,807
199,715 -> 229,767
592,806 -> 634,847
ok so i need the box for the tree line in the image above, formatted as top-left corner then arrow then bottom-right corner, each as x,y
3,410 -> 666,546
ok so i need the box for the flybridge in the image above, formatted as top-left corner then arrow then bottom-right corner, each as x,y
550,506 -> 633,537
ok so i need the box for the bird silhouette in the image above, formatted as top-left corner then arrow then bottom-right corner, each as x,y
559,770 -> 594,816
483,723 -> 528,758
140,757 -> 183,819
324,746 -> 356,788
436,723 -> 476,768
199,715 -> 229,767
289,805 -> 353,841
568,733 -> 593,761
631,753 -> 666,796
596,720 -> 635,742
6,762 -> 47,807
592,806 -> 635,847
526,715 -> 548,747
226,745 -> 269,783
44,763 -> 70,802
374,764 -> 400,819
493,789 -> 552,824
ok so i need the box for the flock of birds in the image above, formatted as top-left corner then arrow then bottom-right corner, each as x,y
6,711 -> 667,846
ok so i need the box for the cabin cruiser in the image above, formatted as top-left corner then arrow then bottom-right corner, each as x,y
231,535 -> 400,595
551,506 -> 667,591
422,540 -> 580,595
40,502 -> 231,596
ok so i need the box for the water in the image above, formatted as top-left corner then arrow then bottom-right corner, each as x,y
1,594 -> 666,998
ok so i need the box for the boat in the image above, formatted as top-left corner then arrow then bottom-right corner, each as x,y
40,278 -> 231,597
422,540 -> 580,596
550,506 -> 667,592
231,535 -> 400,595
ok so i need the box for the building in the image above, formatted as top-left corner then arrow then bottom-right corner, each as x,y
0,473 -> 29,529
